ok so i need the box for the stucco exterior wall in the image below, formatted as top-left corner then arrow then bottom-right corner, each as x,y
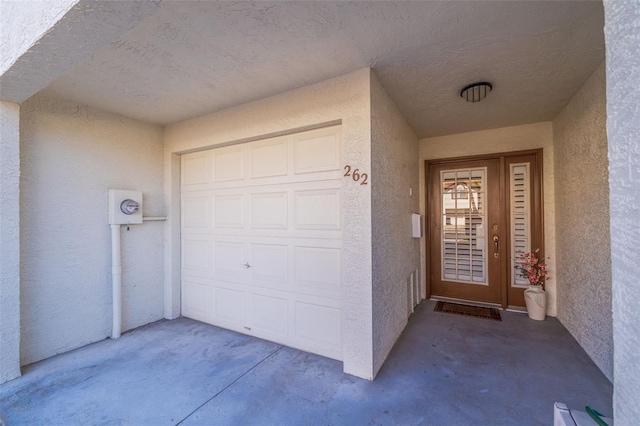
604,0 -> 640,421
0,0 -> 77,74
19,94 -> 165,366
0,1 -> 163,104
164,69 -> 375,379
418,122 -> 557,315
553,63 -> 613,381
370,72 -> 420,375
0,101 -> 21,383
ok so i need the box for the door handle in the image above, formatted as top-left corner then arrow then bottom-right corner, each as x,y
492,235 -> 499,252
243,263 -> 251,269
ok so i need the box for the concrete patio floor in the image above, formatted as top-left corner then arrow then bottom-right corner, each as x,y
0,300 -> 612,425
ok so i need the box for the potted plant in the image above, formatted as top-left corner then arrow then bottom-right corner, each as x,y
515,249 -> 548,320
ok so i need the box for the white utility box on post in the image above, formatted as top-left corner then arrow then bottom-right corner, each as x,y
108,189 -> 143,225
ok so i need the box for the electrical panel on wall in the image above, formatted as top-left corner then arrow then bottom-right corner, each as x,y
108,189 -> 143,225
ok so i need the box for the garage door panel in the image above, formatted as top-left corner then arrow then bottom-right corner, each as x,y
208,172 -> 342,190
182,281 -> 213,323
214,287 -> 245,326
247,179 -> 340,194
294,189 -> 341,230
182,152 -> 210,187
249,138 -> 288,179
294,246 -> 341,299
206,228 -> 343,240
250,243 -> 288,288
183,195 -> 212,229
213,147 -> 244,183
294,128 -> 340,174
213,194 -> 244,229
250,192 -> 288,229
295,301 -> 342,350
213,241 -> 245,278
182,238 -> 212,278
248,293 -> 288,338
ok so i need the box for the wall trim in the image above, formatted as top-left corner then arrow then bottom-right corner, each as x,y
175,120 -> 342,155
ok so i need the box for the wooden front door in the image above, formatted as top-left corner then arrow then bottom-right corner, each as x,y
427,151 -> 543,308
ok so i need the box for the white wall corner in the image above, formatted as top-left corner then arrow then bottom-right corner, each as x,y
604,0 -> 640,422
0,101 -> 21,383
164,151 -> 181,320
369,70 -> 420,376
552,63 -> 613,381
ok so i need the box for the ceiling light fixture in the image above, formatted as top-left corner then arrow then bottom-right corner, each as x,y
460,82 -> 493,103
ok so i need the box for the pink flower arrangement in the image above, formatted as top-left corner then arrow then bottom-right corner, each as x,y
515,248 -> 548,287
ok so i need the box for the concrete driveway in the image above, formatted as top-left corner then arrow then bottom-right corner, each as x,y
0,301 -> 612,425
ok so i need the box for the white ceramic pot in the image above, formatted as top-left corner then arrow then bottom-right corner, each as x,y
524,284 -> 547,320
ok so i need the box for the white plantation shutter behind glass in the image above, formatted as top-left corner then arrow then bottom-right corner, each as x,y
511,163 -> 531,287
441,168 -> 488,285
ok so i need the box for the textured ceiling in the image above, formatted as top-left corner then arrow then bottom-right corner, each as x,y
41,1 -> 605,138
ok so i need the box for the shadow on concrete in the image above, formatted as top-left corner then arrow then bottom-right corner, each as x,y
0,300 -> 612,425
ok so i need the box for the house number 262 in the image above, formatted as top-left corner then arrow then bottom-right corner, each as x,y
344,165 -> 368,185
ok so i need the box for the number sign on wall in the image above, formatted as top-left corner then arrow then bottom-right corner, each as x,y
343,165 -> 368,185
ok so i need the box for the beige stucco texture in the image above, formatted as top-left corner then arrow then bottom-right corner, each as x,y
0,101 -> 21,382
19,94 -> 165,366
370,72 -> 420,374
553,63 -> 613,381
604,0 -> 640,420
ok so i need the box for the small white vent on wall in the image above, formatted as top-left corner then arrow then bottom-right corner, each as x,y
407,269 -> 420,317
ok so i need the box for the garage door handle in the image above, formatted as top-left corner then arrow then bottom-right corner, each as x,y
243,263 -> 251,269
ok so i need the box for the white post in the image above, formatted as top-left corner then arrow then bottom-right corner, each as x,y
110,224 -> 122,339
0,101 -> 22,383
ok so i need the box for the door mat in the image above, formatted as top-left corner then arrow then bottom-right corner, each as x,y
434,301 -> 502,321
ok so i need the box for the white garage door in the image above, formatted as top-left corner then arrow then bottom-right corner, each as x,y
180,126 -> 343,360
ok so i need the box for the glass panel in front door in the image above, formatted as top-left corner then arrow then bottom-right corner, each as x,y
510,163 -> 531,288
441,168 -> 487,285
